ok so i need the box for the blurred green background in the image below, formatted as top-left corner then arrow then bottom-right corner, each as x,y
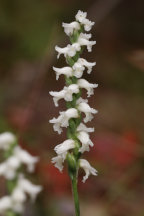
0,0 -> 144,215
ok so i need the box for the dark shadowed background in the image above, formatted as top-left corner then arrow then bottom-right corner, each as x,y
0,0 -> 144,215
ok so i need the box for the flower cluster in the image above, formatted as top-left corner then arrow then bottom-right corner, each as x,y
49,10 -> 98,183
0,132 -> 42,214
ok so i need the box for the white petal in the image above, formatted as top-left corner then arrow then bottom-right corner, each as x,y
67,43 -> 81,57
79,159 -> 98,183
77,79 -> 98,97
78,102 -> 98,123
64,84 -> 79,101
54,139 -> 75,155
7,156 -> 21,169
75,10 -> 94,31
55,45 -> 69,59
77,33 -> 96,52
49,114 -> 64,134
75,10 -> 87,23
52,153 -> 66,172
13,146 -> 38,172
11,188 -> 26,203
49,108 -> 78,134
18,177 -> 42,201
62,21 -> 80,36
0,132 -> 16,150
53,66 -> 73,80
49,89 -> 66,106
77,58 -> 96,74
0,196 -> 12,213
78,131 -> 93,153
77,123 -> 94,133
72,62 -> 85,78
50,84 -> 79,106
62,108 -> 79,126
0,162 -> 17,180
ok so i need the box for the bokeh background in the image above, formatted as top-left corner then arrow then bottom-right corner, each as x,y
0,0 -> 144,215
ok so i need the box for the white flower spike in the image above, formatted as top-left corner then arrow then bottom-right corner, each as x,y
50,10 -> 98,215
0,132 -> 42,214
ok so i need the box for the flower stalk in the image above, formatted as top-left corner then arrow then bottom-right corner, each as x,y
50,10 -> 98,216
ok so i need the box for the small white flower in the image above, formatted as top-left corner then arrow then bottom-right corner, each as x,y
12,188 -> 26,203
77,131 -> 94,153
53,66 -> 73,80
77,123 -> 94,133
7,174 -> 42,213
67,43 -> 81,57
13,146 -> 39,173
49,108 -> 79,134
79,159 -> 98,183
55,43 -> 81,59
77,33 -> 96,52
72,58 -> 96,78
75,10 -> 87,22
49,84 -> 79,107
17,177 -> 42,201
0,132 -> 16,150
72,61 -> 85,78
83,19 -> 95,31
62,21 -> 80,36
54,139 -> 75,155
0,159 -> 19,180
55,45 -> 69,59
75,10 -> 95,31
78,102 -> 98,122
64,84 -> 79,101
0,196 -> 12,213
52,154 -> 66,172
7,156 -> 20,169
49,114 -> 64,134
49,89 -> 66,106
77,79 -> 98,97
77,58 -> 96,74
61,108 -> 79,127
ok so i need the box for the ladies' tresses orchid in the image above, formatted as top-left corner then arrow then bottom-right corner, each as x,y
0,132 -> 42,215
49,10 -> 98,216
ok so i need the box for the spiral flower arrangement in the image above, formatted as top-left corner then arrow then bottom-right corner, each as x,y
0,132 -> 42,215
49,10 -> 98,216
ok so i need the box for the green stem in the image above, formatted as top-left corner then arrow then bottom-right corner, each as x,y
6,210 -> 20,216
71,173 -> 80,216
